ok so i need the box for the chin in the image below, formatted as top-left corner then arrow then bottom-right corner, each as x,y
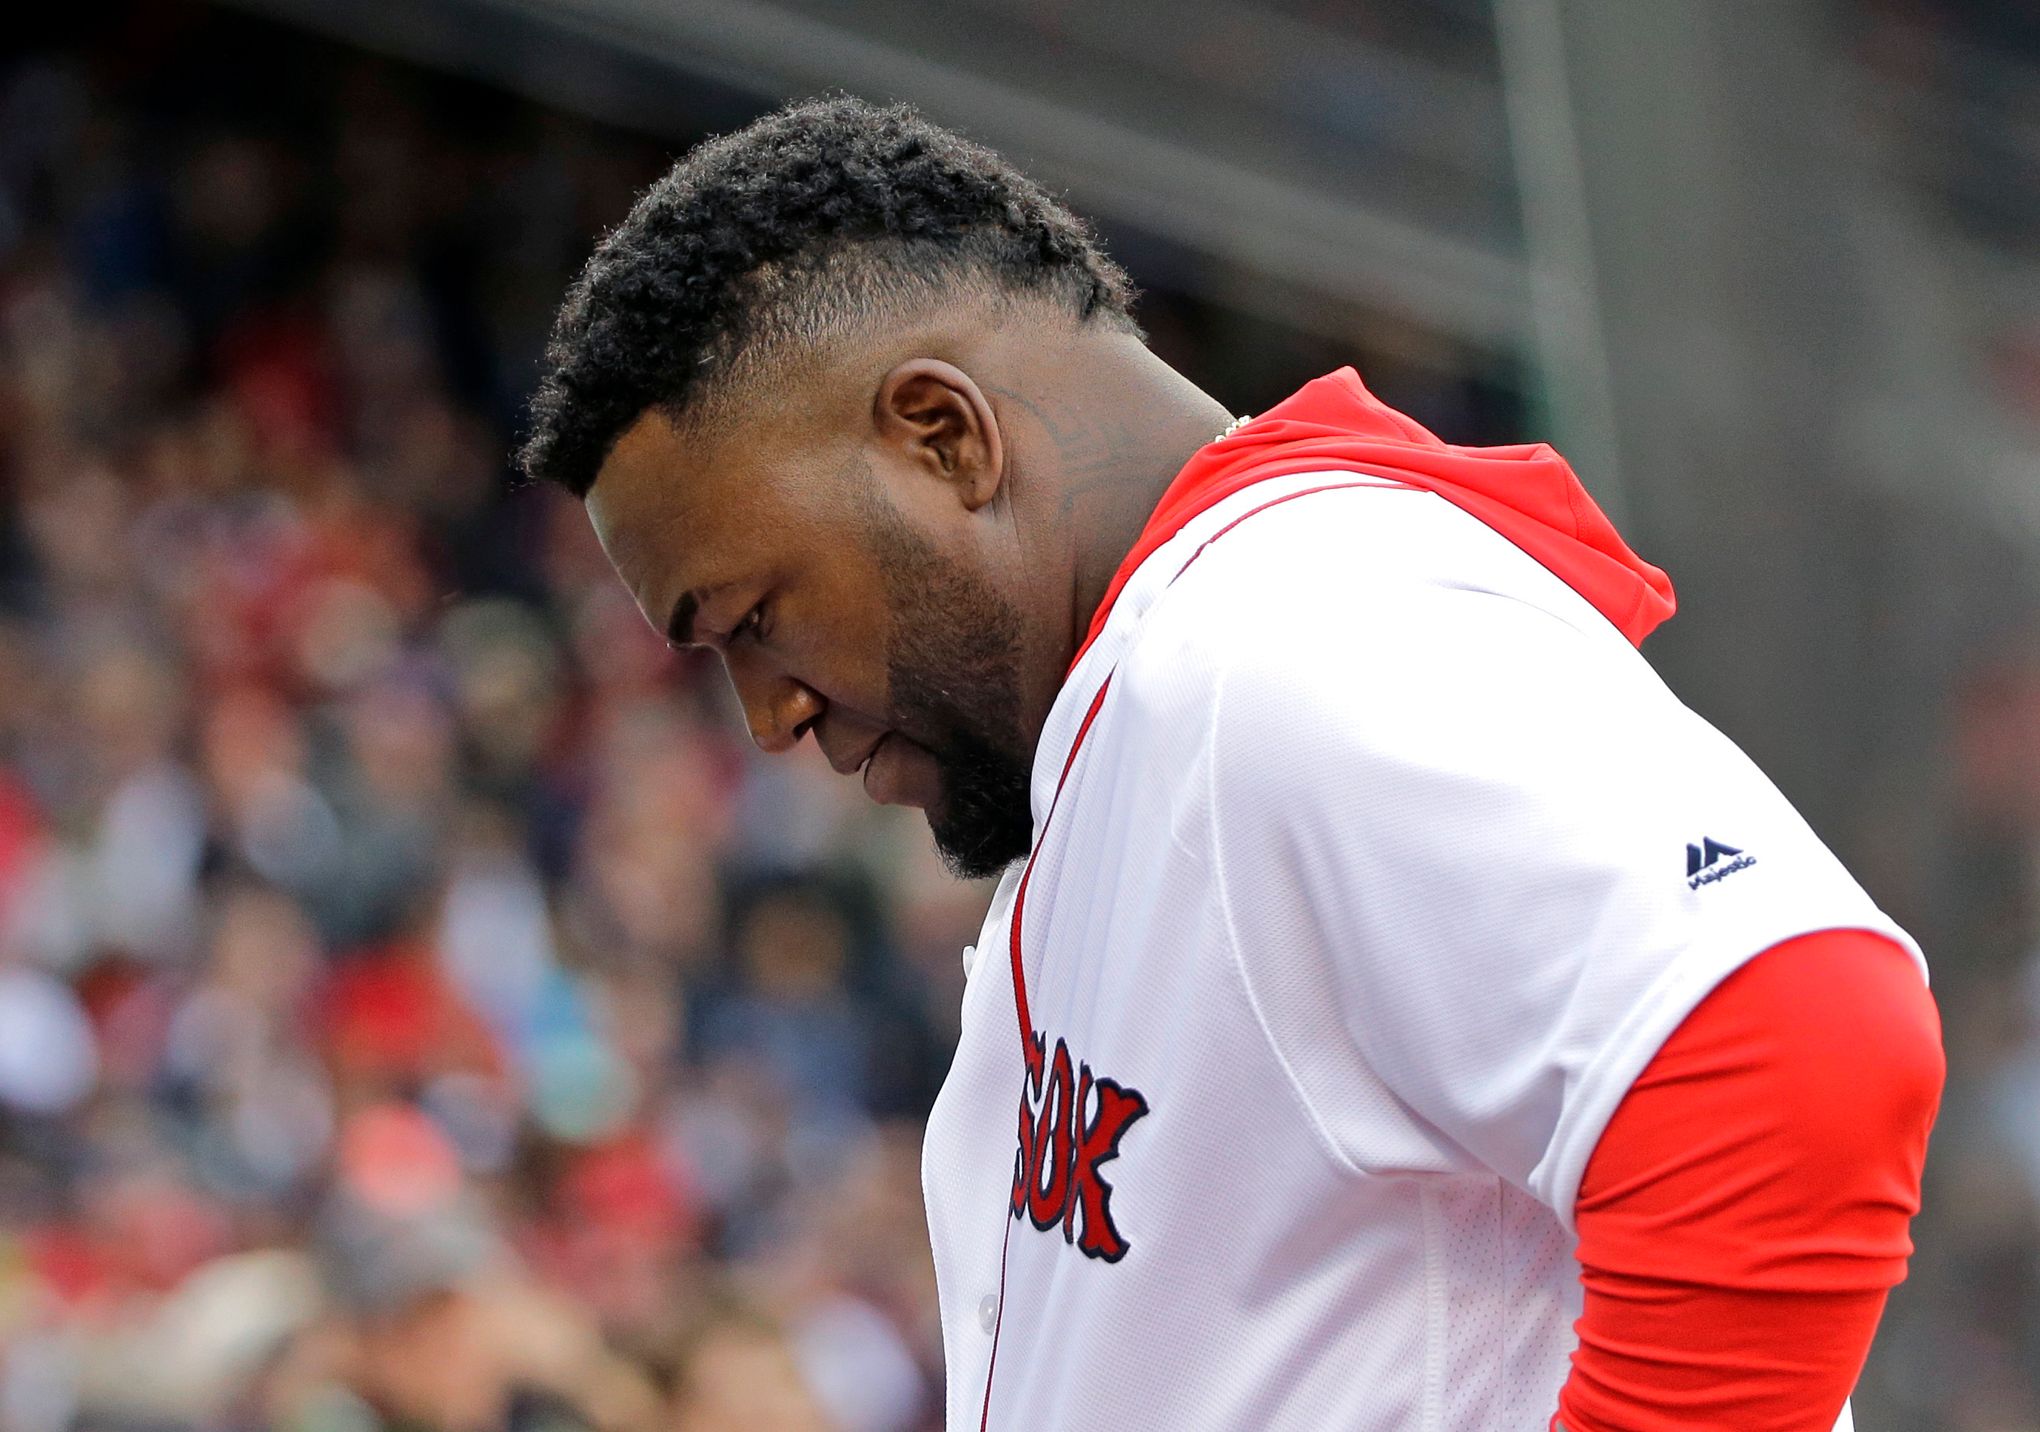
916,751 -> 1035,880
928,815 -> 1031,881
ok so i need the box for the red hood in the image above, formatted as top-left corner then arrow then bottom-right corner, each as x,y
1075,367 -> 1675,670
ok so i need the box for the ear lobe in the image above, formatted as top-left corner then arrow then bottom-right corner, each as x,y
874,359 -> 1004,511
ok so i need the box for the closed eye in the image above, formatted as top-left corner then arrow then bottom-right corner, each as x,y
732,602 -> 768,644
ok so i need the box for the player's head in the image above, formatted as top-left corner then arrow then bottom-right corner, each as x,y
521,97 -> 1164,878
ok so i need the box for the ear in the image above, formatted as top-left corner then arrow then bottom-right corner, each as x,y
872,359 -> 1004,512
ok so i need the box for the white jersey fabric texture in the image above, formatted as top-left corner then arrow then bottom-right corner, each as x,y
921,472 -> 1922,1432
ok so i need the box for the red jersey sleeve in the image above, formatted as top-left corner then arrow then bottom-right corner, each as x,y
1553,928 -> 1944,1432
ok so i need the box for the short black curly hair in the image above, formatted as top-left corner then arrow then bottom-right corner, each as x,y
518,96 -> 1140,497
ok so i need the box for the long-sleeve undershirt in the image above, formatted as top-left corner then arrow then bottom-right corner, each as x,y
1553,928 -> 1943,1431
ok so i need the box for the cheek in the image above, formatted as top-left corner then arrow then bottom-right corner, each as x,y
784,581 -> 899,717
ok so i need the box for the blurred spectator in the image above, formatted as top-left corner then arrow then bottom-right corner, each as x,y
659,1304 -> 830,1432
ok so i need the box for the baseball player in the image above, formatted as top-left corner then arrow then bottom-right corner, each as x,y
521,98 -> 1943,1431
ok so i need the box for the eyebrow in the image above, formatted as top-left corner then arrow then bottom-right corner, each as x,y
665,590 -> 701,648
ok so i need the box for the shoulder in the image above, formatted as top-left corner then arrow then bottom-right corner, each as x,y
1109,485 -> 1652,778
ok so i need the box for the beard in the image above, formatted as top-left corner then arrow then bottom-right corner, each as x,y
861,496 -> 1037,880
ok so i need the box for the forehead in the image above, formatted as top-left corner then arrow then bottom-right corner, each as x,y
584,409 -> 708,578
587,408 -> 766,580
583,401 -> 854,620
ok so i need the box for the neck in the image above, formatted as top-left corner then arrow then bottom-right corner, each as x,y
992,327 -> 1232,754
1051,343 -> 1235,661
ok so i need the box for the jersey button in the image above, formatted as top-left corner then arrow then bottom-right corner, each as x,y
961,944 -> 978,978
977,1293 -> 999,1334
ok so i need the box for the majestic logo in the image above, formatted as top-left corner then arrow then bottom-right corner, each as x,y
1010,1033 -> 1148,1263
1687,836 -> 1756,889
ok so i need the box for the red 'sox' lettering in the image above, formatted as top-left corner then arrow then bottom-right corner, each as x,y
1009,1033 -> 1148,1263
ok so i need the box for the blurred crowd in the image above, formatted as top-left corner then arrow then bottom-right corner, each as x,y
1847,5 -> 2040,1425
0,4 -> 2034,1432
1859,0 -> 2040,247
0,8 -> 996,1430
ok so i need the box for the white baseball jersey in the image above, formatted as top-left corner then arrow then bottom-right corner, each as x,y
921,470 -> 1919,1430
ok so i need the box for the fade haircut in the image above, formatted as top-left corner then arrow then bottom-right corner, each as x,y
518,96 -> 1140,497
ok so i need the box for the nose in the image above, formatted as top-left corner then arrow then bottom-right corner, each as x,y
724,647 -> 822,755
